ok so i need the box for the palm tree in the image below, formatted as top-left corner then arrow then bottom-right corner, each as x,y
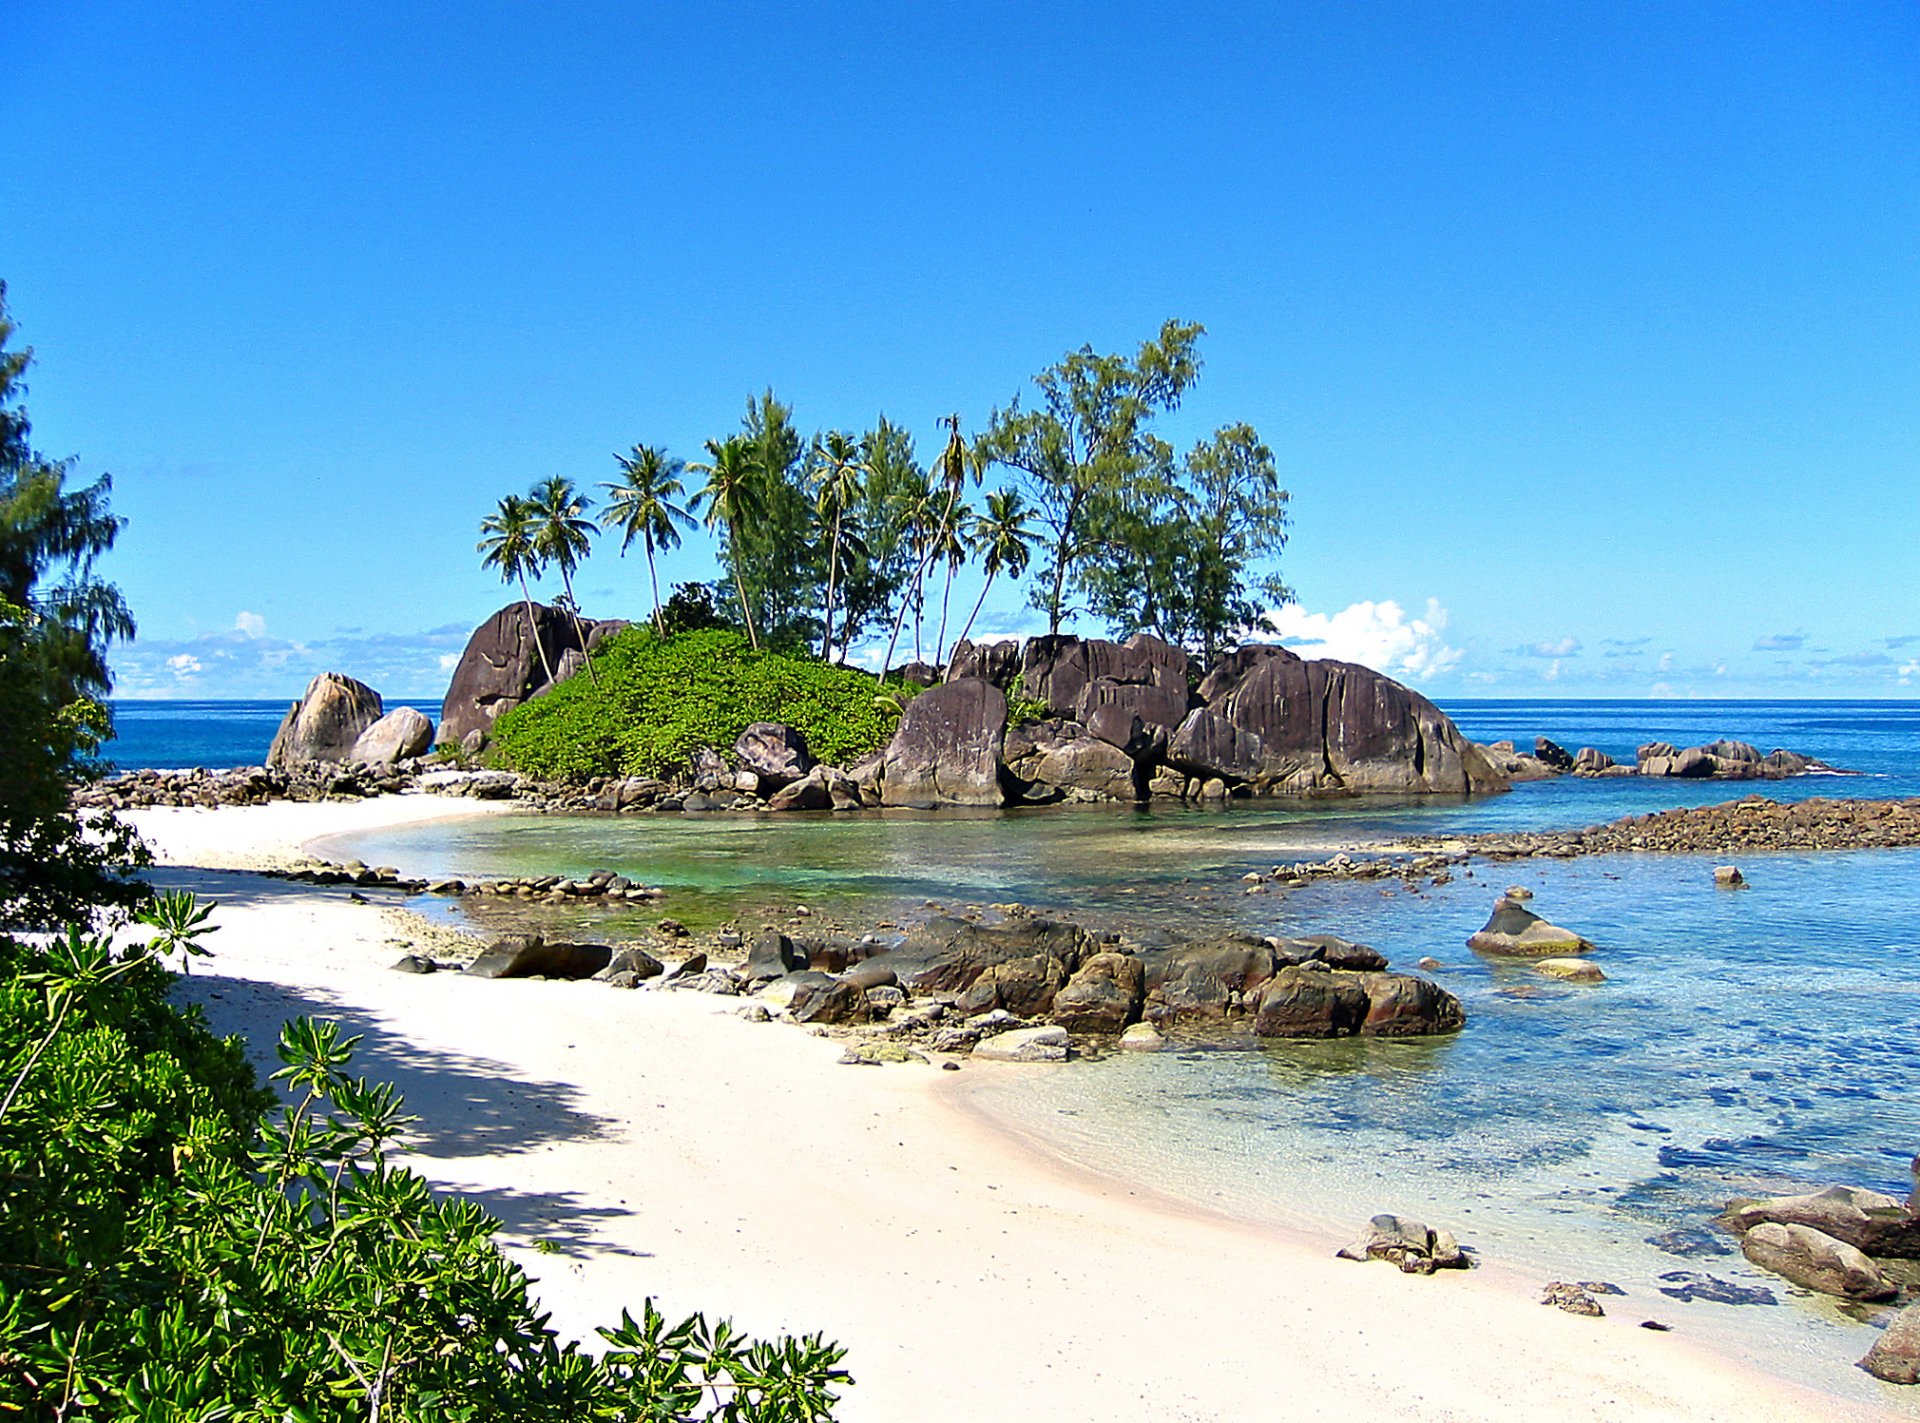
477,494 -> 556,685
877,462 -> 936,677
931,499 -> 975,667
526,473 -> 599,685
689,436 -> 767,650
956,488 -> 1037,649
811,430 -> 870,661
602,444 -> 692,636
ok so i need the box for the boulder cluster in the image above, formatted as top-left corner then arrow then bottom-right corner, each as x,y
435,605 -> 630,752
1480,735 -> 1836,783
1716,1180 -> 1920,1382
1401,795 -> 1920,862
76,761 -> 422,811
430,911 -> 1467,1054
869,633 -> 1508,807
266,673 -> 435,768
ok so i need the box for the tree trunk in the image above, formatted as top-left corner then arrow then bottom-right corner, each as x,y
731,562 -> 760,650
558,567 -> 600,687
956,568 -> 997,649
518,573 -> 557,684
820,508 -> 843,660
935,556 -> 957,666
645,536 -> 665,636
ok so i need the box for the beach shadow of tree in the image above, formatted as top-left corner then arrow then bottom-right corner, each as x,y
437,1181 -> 649,1261
171,972 -> 618,1161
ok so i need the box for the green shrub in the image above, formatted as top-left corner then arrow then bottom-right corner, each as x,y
488,628 -> 913,782
0,893 -> 850,1419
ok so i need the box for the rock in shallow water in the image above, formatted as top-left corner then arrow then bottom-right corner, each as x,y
1739,1222 -> 1898,1301
1862,1302 -> 1920,1384
1466,897 -> 1596,956
970,1024 -> 1071,1063
1720,1185 -> 1920,1260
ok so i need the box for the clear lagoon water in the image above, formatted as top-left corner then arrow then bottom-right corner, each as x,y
148,696 -> 1920,1406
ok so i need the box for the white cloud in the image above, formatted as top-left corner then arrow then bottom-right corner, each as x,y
234,610 -> 267,638
1258,598 -> 1462,680
437,652 -> 462,672
166,653 -> 203,677
1517,636 -> 1581,659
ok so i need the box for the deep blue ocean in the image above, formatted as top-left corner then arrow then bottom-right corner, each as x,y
120,695 -> 1920,1404
105,699 -> 444,770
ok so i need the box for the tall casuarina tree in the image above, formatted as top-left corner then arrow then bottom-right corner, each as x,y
476,494 -> 556,684
810,430 -> 869,660
601,444 -> 692,636
526,474 -> 599,685
689,436 -> 767,650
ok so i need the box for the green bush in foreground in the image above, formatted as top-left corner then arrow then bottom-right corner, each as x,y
487,627 -> 913,782
0,893 -> 849,1419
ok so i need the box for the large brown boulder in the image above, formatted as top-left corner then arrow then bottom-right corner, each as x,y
351,706 -> 434,765
436,602 -> 594,748
735,722 -> 813,787
267,673 -> 384,767
1193,645 -> 1505,796
1863,1302 -> 1920,1384
1141,933 -> 1282,1024
884,916 -> 1095,998
1050,952 -> 1146,1033
944,638 -> 1024,689
1249,967 -> 1464,1038
1002,719 -> 1138,802
1720,1186 -> 1920,1259
1022,633 -> 1189,719
1740,1222 -> 1899,1301
879,677 -> 1007,807
463,935 -> 613,980
1167,707 -> 1267,783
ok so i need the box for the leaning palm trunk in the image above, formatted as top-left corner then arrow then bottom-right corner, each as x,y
557,568 -> 600,688
727,532 -> 760,650
935,557 -> 958,666
956,568 -> 997,651
518,573 -> 557,685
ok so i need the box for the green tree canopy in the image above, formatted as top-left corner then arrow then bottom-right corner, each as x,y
602,444 -> 693,636
980,319 -> 1205,635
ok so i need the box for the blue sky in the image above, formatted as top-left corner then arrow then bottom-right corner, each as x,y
9,2 -> 1917,700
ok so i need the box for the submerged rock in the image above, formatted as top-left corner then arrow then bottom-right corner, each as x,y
1534,958 -> 1606,983
971,1024 -> 1071,1063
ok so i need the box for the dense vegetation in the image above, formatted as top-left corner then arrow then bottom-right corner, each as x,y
0,898 -> 850,1418
0,282 -> 143,929
0,284 -> 850,1418
487,627 -> 912,781
478,319 -> 1291,673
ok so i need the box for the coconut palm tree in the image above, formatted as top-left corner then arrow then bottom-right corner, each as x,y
811,430 -> 870,661
931,499 -> 975,667
956,487 -> 1038,648
689,436 -> 766,650
476,494 -> 556,685
927,414 -> 981,665
526,474 -> 599,685
877,461 -> 936,678
602,444 -> 692,636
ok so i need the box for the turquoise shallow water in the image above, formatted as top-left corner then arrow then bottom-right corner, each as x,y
324,698 -> 1920,1405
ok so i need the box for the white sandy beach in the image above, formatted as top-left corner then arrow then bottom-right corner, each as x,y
128,795 -> 1905,1423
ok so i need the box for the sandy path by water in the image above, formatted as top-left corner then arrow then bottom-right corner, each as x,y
124,797 -> 1905,1423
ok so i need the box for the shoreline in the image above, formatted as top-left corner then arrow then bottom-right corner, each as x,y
120,797 -> 1910,1422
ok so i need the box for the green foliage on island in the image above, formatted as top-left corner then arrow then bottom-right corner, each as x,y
0,895 -> 850,1419
479,318 -> 1291,679
486,627 -> 916,781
